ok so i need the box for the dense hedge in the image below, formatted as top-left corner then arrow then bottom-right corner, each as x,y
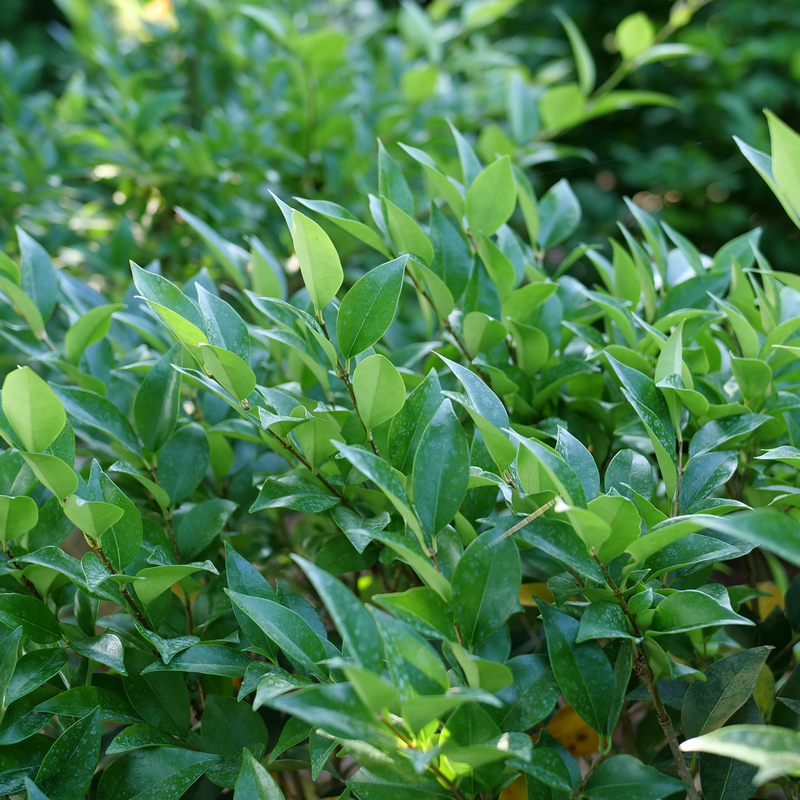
2,107 -> 800,798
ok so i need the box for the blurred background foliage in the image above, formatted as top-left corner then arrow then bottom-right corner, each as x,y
1,0 -> 798,289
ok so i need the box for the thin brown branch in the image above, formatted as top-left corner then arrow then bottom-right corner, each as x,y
591,551 -> 701,800
2,542 -> 43,600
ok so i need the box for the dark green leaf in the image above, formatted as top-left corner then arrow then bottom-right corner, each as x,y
35,707 -> 100,800
682,647 -> 771,738
452,529 -> 521,645
539,602 -> 615,733
96,747 -> 219,800
583,755 -> 686,800
336,256 -> 407,360
157,423 -> 209,503
413,400 -> 469,536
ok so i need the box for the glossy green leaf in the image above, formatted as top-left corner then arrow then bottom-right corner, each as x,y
157,423 -> 209,503
388,368 -> 443,473
0,595 -> 61,644
680,451 -> 738,513
134,345 -> 182,453
651,589 -> 753,634
96,748 -> 219,800
682,647 -> 771,738
52,384 -> 142,458
294,198 -> 391,258
228,591 -> 327,679
64,495 -> 123,538
133,560 -> 217,606
197,285 -> 250,362
412,400 -> 469,536
337,256 -> 407,360
36,686 -> 141,723
70,634 -> 127,674
234,748 -> 285,800
452,529 -> 520,645
537,179 -> 581,249
292,555 -> 383,673
486,655 -> 560,732
369,609 -> 449,702
201,343 -> 257,402
583,754 -> 685,800
539,602 -> 614,733
17,228 -> 57,323
35,706 -> 100,800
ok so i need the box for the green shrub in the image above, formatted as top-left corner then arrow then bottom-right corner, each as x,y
3,107 -> 800,800
1,0 -> 707,274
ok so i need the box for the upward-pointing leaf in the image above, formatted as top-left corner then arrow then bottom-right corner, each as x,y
2,367 -> 66,454
291,210 -> 343,314
554,9 -> 595,95
197,285 -> 251,362
234,748 -> 285,800
767,110 -> 800,223
539,602 -> 615,734
134,344 -> 182,453
291,555 -> 383,673
36,706 -> 101,800
452,529 -> 520,645
352,354 -> 406,430
465,155 -> 516,237
131,262 -> 204,330
17,227 -> 57,322
378,140 -> 414,218
412,400 -> 469,536
337,256 -> 407,360
65,304 -> 125,366
606,354 -> 677,500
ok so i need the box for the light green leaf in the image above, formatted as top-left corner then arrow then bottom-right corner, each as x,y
465,156 -> 516,237
554,9 -> 595,94
2,367 -> 66,454
65,304 -> 125,366
64,496 -> 123,539
200,344 -> 257,402
352,354 -> 406,430
616,13 -> 655,61
291,210 -> 344,314
0,495 -> 38,545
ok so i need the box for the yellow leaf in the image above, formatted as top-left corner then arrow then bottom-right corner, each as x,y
754,664 -> 776,716
546,704 -> 599,757
757,581 -> 784,619
499,774 -> 527,800
519,583 -> 554,607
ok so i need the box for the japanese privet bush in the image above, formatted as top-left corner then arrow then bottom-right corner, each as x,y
0,0 -> 707,271
5,113 -> 800,800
